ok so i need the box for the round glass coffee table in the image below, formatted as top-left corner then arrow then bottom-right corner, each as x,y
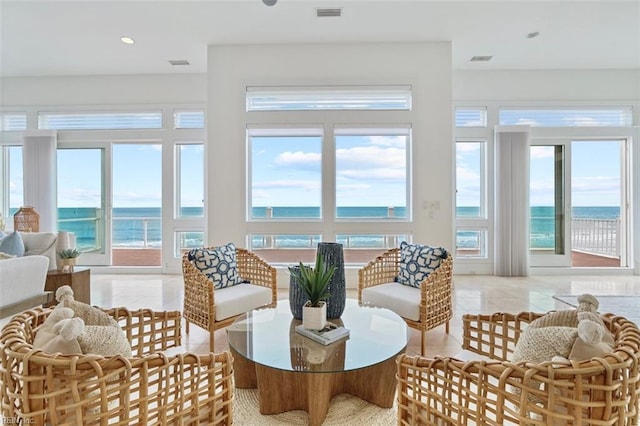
227,298 -> 408,426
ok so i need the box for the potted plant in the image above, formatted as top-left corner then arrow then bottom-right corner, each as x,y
57,248 -> 81,272
288,253 -> 335,330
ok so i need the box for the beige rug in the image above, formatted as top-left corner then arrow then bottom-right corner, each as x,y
233,388 -> 397,425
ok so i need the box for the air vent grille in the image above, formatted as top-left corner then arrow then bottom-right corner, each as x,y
169,60 -> 190,66
470,56 -> 493,62
316,8 -> 342,17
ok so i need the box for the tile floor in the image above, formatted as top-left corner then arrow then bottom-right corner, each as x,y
90,272 -> 640,357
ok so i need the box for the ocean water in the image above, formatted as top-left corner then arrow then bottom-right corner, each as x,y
13,206 -> 619,250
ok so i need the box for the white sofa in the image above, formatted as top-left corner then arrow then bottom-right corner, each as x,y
20,232 -> 58,271
0,255 -> 51,322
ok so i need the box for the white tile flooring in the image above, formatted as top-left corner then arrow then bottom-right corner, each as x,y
90,272 -> 640,357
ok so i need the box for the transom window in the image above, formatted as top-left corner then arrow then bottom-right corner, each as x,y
246,86 -> 412,111
38,111 -> 162,130
499,108 -> 632,127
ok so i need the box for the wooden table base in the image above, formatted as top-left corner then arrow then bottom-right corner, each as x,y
231,346 -> 399,426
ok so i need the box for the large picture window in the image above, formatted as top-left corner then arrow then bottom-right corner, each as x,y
245,87 -> 414,264
248,128 -> 323,220
335,127 -> 409,219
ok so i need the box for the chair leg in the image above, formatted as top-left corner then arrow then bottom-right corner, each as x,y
185,319 -> 190,334
421,330 -> 426,356
445,320 -> 450,334
209,330 -> 215,352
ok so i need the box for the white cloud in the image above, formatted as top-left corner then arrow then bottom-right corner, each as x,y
253,180 -> 320,191
366,135 -> 405,148
456,165 -> 479,181
456,143 -> 480,153
275,151 -> 321,167
530,146 -> 555,159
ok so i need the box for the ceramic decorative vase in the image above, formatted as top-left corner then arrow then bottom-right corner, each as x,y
289,266 -> 307,320
302,301 -> 327,330
317,242 -> 346,319
60,258 -> 76,273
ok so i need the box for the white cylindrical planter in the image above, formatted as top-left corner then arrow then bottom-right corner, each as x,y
56,231 -> 71,270
302,301 -> 327,330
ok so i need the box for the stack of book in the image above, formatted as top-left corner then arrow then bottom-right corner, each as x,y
295,322 -> 350,345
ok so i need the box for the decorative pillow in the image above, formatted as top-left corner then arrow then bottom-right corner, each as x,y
0,231 -> 25,257
33,306 -> 83,354
58,319 -> 132,357
188,243 -> 242,289
396,241 -> 447,288
512,294 -> 614,364
56,285 -> 118,327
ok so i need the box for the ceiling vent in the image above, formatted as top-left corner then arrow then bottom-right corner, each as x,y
169,60 -> 190,66
470,56 -> 493,62
316,8 -> 342,18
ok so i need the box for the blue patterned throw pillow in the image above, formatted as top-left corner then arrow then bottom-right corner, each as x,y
188,243 -> 242,289
396,241 -> 447,288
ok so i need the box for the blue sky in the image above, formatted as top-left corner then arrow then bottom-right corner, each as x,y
457,140 -> 621,208
251,134 -> 407,207
10,139 -> 621,210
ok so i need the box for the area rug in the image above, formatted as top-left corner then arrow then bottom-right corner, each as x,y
233,388 -> 397,425
553,295 -> 640,325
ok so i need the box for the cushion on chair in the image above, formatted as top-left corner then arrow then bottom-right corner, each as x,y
188,243 -> 242,289
214,283 -> 273,321
361,282 -> 420,321
397,241 -> 447,288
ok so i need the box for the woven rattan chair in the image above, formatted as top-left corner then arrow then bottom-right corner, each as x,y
397,312 -> 640,425
0,307 -> 234,425
358,248 -> 453,355
182,247 -> 277,352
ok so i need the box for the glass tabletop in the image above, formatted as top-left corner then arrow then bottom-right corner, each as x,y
227,298 -> 408,373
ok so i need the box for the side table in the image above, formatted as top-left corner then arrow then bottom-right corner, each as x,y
44,267 -> 91,307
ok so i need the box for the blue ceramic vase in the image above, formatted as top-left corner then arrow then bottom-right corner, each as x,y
317,242 -> 346,319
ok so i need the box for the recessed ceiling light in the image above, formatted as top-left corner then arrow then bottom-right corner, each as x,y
470,56 -> 493,62
527,31 -> 540,39
120,36 -> 135,45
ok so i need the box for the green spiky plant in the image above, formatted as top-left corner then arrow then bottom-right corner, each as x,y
288,253 -> 336,307
57,248 -> 81,259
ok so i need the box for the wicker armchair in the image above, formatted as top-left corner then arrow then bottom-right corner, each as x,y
182,247 -> 277,352
358,248 -> 453,355
397,312 -> 640,425
0,307 -> 234,425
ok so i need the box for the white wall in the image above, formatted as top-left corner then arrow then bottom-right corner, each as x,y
454,69 -> 640,102
1,74 -> 207,106
206,42 -> 454,250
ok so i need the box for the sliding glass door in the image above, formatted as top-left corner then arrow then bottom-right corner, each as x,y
530,139 -> 627,268
57,148 -> 109,265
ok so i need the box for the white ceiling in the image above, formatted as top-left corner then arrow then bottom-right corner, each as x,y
1,0 -> 638,78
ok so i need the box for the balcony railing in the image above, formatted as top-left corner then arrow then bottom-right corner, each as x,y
572,217 -> 620,257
